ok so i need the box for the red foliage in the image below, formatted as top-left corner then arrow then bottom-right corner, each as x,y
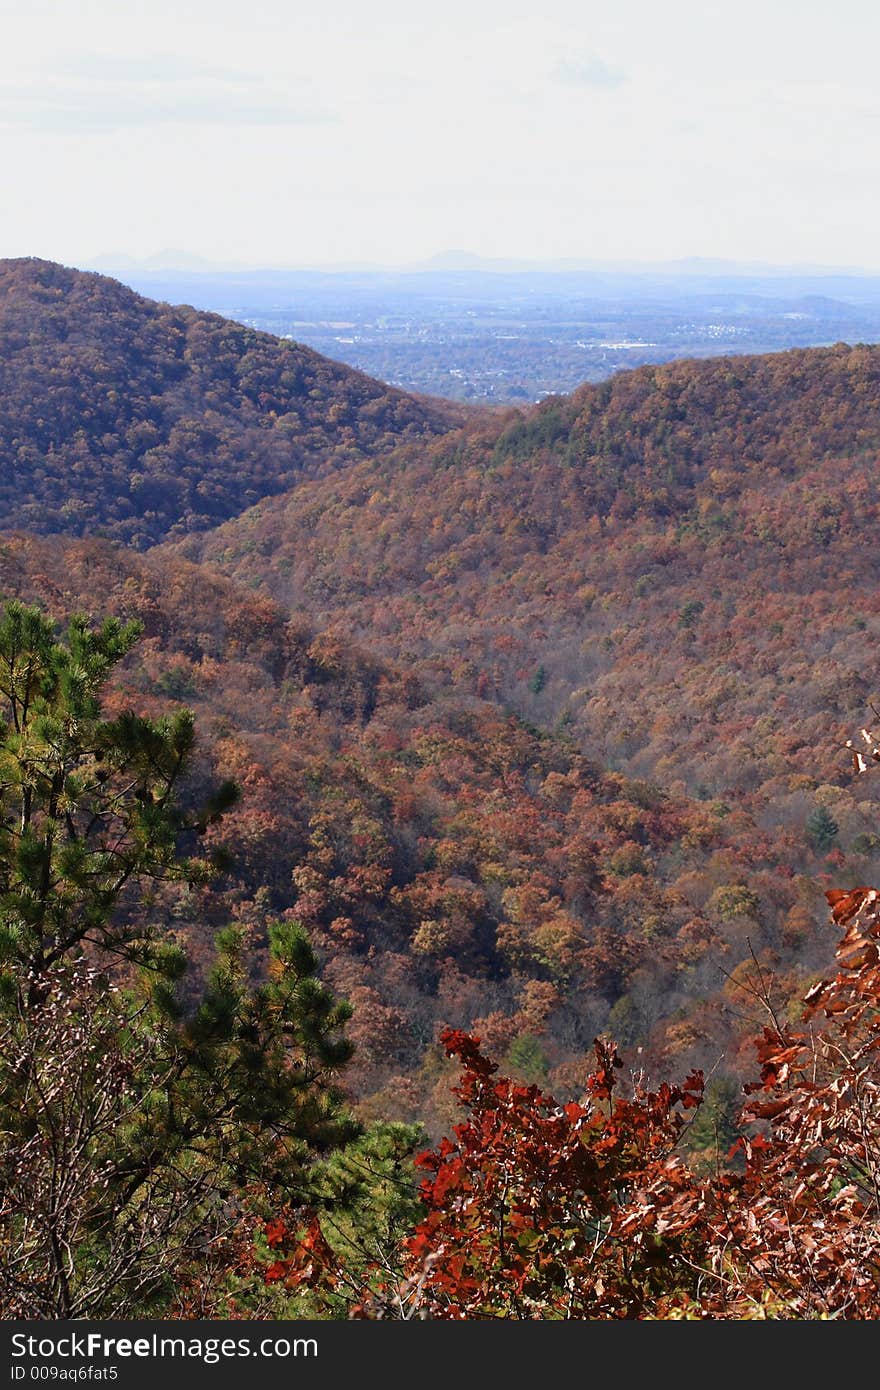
370,883 -> 880,1318
388,1031 -> 707,1318
262,1215 -> 338,1295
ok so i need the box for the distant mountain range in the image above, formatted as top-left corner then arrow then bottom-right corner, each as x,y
87,248 -> 880,279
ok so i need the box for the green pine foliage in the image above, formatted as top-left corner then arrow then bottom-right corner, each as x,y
806,805 -> 840,853
0,600 -> 363,1317
0,600 -> 222,990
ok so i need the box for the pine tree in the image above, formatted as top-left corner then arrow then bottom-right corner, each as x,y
0,601 -> 359,1317
806,804 -> 840,853
0,600 -> 237,995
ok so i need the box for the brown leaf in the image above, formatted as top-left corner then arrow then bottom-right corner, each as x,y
825,887 -> 875,926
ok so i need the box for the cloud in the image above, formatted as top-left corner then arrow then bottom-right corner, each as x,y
0,86 -> 332,133
0,60 -> 332,133
554,53 -> 626,90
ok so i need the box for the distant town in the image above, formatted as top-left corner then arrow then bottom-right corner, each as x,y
103,261 -> 880,404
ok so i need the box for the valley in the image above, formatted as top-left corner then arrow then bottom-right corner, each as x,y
100,260 -> 880,403
2,258 -> 878,1317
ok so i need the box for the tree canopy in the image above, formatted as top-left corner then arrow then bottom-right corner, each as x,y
0,259 -> 463,546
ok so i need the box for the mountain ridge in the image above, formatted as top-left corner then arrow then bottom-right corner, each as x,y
172,340 -> 880,808
0,257 -> 466,547
4,269 -> 880,1121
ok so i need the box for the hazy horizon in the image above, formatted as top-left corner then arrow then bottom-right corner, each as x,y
2,0 -> 878,272
77,249 -> 880,279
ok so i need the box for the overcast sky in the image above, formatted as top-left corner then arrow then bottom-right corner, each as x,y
1,0 -> 878,270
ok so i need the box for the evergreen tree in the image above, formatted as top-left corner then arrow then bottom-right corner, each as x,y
0,601 -> 359,1317
0,600 -> 237,994
503,1031 -> 549,1084
684,1075 -> 742,1173
806,804 -> 840,853
249,1121 -> 426,1317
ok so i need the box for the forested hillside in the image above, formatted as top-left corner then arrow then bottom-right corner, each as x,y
0,259 -> 464,546
4,288 -> 880,1316
179,345 -> 880,809
0,532 -> 845,1136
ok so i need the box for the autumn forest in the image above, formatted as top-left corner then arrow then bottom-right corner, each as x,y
3,256 -> 880,1320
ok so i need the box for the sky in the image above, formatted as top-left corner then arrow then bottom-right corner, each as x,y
1,0 -> 879,270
